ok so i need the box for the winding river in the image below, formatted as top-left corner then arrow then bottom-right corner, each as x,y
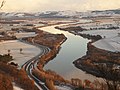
40,24 -> 97,81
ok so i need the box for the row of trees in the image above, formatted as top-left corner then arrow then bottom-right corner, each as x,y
0,62 -> 38,90
0,72 -> 13,90
32,47 -> 67,90
25,28 -> 67,49
7,48 -> 23,55
55,26 -> 85,32
74,79 -> 108,90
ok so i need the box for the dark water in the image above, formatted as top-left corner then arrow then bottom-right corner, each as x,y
40,25 -> 97,81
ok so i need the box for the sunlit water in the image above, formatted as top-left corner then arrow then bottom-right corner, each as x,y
40,25 -> 98,81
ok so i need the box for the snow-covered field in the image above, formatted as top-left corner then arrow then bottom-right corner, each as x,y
80,29 -> 120,38
14,32 -> 37,38
80,29 -> 120,52
0,40 -> 41,67
93,36 -> 120,52
0,35 -> 3,37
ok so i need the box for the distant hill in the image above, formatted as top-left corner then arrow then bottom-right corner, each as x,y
0,10 -> 81,19
0,9 -> 120,19
92,9 -> 120,14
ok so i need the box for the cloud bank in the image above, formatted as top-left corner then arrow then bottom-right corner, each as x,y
2,0 -> 120,12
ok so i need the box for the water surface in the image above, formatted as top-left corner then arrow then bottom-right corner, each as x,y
40,25 -> 97,81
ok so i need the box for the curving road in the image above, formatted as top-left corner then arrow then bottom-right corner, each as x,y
21,39 -> 50,90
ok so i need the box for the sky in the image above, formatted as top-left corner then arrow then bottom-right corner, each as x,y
1,0 -> 120,12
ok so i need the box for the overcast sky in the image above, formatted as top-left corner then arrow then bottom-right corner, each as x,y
1,0 -> 120,12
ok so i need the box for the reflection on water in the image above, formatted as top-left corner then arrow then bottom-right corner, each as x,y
40,25 -> 97,81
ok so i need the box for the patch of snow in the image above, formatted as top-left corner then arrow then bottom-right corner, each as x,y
55,86 -> 72,90
15,13 -> 25,17
13,83 -> 24,90
13,86 -> 24,90
77,19 -> 93,23
0,35 -> 3,37
57,10 -> 78,17
4,13 -> 17,17
14,32 -> 37,38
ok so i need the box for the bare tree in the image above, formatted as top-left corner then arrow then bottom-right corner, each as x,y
0,0 -> 5,9
8,49 -> 10,55
20,48 -> 23,54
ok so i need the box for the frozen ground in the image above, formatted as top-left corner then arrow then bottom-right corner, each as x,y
80,29 -> 120,38
0,40 -> 41,67
93,36 -> 120,52
14,32 -> 37,38
0,35 -> 3,37
80,29 -> 120,52
56,85 -> 72,90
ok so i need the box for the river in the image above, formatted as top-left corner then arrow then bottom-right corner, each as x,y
40,24 -> 97,81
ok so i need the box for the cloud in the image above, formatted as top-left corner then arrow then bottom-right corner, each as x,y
2,0 -> 120,12
81,0 -> 120,11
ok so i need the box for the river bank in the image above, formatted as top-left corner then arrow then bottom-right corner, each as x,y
40,24 -> 98,82
22,28 -> 72,90
73,42 -> 120,78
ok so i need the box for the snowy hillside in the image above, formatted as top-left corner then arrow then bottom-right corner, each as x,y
0,9 -> 120,19
34,10 -> 81,18
1,12 -> 35,18
0,11 -> 80,18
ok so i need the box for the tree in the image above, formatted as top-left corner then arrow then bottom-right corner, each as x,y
83,79 -> 91,88
96,64 -> 120,90
8,49 -> 10,55
20,48 -> 22,54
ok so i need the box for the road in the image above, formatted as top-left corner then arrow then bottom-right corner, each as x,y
21,39 -> 50,90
